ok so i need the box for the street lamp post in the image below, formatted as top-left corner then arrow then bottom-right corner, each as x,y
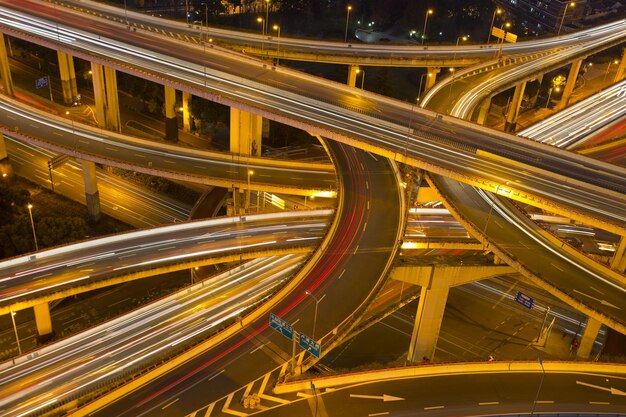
604,59 -> 619,81
123,0 -> 129,27
447,36 -> 467,104
344,5 -> 352,42
417,72 -> 431,102
545,87 -> 554,108
305,290 -> 320,340
27,203 -> 38,251
356,68 -> 365,89
185,0 -> 189,25
498,22 -> 511,57
530,357 -> 546,415
487,8 -> 502,43
10,310 -> 21,356
558,2 -> 575,36
272,25 -> 281,65
264,0 -> 270,35
421,9 -> 433,45
247,170 -> 254,210
257,17 -> 265,53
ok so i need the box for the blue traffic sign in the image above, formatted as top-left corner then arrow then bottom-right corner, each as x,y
36,76 -> 49,90
269,313 -> 293,341
298,333 -> 321,358
515,291 -> 534,309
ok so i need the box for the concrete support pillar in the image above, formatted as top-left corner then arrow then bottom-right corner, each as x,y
81,159 -> 101,223
504,81 -> 526,133
57,51 -> 78,106
0,133 -> 7,160
182,91 -> 191,132
576,317 -> 602,360
230,108 -> 262,156
34,302 -> 53,338
615,48 -> 626,83
90,62 -> 106,128
347,64 -> 359,87
556,59 -> 582,111
610,236 -> 626,272
475,97 -> 491,125
164,85 -> 178,141
104,66 -> 121,132
424,67 -> 440,92
407,267 -> 449,362
0,33 -> 14,97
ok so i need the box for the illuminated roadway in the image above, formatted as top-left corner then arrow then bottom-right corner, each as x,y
1,3 -> 625,235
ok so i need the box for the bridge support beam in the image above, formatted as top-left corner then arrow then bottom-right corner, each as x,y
610,237 -> 626,273
0,33 -> 14,97
424,67 -> 440,92
475,97 -> 491,125
504,81 -> 526,133
57,51 -> 78,106
391,265 -> 514,362
81,159 -> 101,223
34,302 -> 53,339
91,63 -> 121,131
164,85 -> 178,141
556,59 -> 582,111
0,133 -> 7,160
347,65 -> 359,87
230,108 -> 262,212
576,317 -> 602,360
182,91 -> 191,132
615,48 -> 626,83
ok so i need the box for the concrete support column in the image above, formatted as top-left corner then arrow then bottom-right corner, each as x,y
556,59 -> 582,111
347,64 -> 359,87
0,33 -> 14,96
610,236 -> 626,272
57,51 -> 78,106
81,159 -> 101,223
475,97 -> 491,125
230,108 -> 262,156
424,67 -> 440,92
90,62 -> 106,128
182,91 -> 191,132
34,302 -> 53,338
576,317 -> 602,360
0,133 -> 7,160
504,81 -> 526,133
103,66 -> 121,132
164,85 -> 178,141
615,48 -> 626,83
407,267 -> 449,362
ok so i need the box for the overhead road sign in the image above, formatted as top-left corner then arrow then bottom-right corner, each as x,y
269,313 -> 293,341
298,332 -> 321,358
36,76 -> 49,89
515,291 -> 534,309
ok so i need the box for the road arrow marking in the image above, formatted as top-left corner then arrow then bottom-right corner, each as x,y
350,394 -> 405,402
573,290 -> 621,309
576,381 -> 626,396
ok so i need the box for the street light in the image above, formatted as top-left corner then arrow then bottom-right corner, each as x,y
604,59 -> 620,81
498,22 -> 511,57
421,9 -> 433,45
447,36 -> 467,103
305,290 -> 320,340
257,17 -> 265,53
264,0 -> 270,35
530,357 -> 546,416
27,203 -> 38,251
123,0 -> 129,27
272,24 -> 281,65
356,68 -> 365,89
247,170 -> 254,210
344,5 -> 352,42
65,110 -> 75,133
558,2 -> 575,36
10,310 -> 21,356
417,71 -> 432,101
487,8 -> 502,43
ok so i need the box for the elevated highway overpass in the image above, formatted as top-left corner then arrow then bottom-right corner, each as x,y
0,3 -> 625,235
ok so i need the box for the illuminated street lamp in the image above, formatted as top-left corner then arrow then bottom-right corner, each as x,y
272,24 -> 281,65
65,110 -> 75,133
10,310 -> 21,355
604,59 -> 620,81
27,203 -> 38,251
558,2 -> 575,36
422,9 -> 433,45
305,290 -> 320,340
498,22 -> 511,57
487,8 -> 502,43
247,169 -> 254,210
356,68 -> 365,89
344,5 -> 352,42
257,17 -> 265,53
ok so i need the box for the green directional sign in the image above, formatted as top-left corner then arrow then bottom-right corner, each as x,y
298,332 -> 321,358
269,313 -> 293,341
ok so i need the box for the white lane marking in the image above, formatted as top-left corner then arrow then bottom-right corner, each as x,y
535,400 -> 554,404
424,405 -> 444,410
550,262 -> 564,272
162,398 -> 179,409
368,413 -> 389,417
207,369 -> 225,381
479,401 -> 499,405
590,401 -> 610,405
